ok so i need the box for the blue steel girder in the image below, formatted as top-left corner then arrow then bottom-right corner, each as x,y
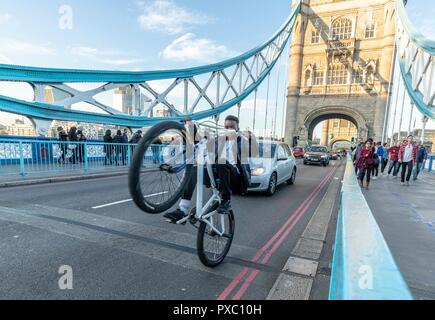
396,0 -> 435,119
0,1 -> 302,127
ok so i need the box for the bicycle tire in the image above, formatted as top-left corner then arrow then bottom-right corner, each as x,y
197,204 -> 235,268
128,121 -> 193,214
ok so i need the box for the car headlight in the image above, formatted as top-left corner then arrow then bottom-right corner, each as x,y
304,154 -> 310,158
322,155 -> 328,158
251,167 -> 266,176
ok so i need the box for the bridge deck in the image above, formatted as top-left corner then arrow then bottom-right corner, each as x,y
363,171 -> 435,300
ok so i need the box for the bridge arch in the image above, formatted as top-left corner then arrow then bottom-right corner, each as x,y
297,106 -> 369,145
330,138 -> 352,149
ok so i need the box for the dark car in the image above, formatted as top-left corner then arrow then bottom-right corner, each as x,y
330,150 -> 339,160
303,146 -> 330,166
292,147 -> 305,158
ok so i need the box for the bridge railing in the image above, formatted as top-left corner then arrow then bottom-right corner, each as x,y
427,154 -> 435,173
0,139 -> 168,177
329,155 -> 413,300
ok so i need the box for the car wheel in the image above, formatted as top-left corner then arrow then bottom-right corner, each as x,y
287,168 -> 296,185
303,161 -> 307,165
265,172 -> 277,196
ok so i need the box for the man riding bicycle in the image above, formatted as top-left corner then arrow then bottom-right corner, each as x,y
164,115 -> 258,223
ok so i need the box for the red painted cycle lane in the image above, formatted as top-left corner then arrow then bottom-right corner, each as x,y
218,167 -> 337,300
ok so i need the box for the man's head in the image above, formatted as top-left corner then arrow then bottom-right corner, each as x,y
124,128 -> 128,134
407,135 -> 414,144
357,138 -> 363,144
225,115 -> 239,132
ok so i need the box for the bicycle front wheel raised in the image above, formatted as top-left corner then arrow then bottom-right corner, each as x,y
128,121 -> 193,214
197,205 -> 235,268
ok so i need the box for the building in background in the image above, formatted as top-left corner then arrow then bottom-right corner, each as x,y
114,86 -> 149,116
0,124 -> 8,135
285,0 -> 396,147
7,119 -> 36,137
320,119 -> 358,147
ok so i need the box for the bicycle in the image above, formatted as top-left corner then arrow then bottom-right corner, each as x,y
128,120 -> 235,267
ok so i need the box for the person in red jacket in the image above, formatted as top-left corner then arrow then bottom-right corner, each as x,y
398,135 -> 418,186
356,140 -> 375,190
387,141 -> 401,177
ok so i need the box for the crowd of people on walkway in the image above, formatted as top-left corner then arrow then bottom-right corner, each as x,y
56,126 -> 145,166
352,135 -> 428,190
56,126 -> 88,165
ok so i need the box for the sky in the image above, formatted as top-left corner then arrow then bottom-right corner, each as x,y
0,0 -> 434,139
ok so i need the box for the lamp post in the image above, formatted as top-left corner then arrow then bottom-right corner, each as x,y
421,116 -> 429,144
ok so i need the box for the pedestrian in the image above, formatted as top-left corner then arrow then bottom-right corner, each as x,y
130,130 -> 143,144
151,137 -> 163,164
122,129 -> 129,165
356,140 -> 375,190
352,138 -> 364,175
77,129 -> 87,163
398,135 -> 417,186
372,141 -> 382,180
387,141 -> 400,178
103,130 -> 114,166
112,130 -> 124,166
381,143 -> 389,175
57,126 -> 68,164
68,126 -> 78,165
130,130 -> 143,157
413,142 -> 428,181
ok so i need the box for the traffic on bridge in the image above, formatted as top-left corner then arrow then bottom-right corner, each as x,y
0,0 -> 434,312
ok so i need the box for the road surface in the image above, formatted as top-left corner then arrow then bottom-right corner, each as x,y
0,159 -> 345,300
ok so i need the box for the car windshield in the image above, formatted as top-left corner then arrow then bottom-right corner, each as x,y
294,147 -> 303,151
307,146 -> 328,153
258,143 -> 277,158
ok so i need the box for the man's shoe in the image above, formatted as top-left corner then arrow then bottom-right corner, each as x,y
406,181 -> 410,186
401,182 -> 405,186
217,201 -> 231,215
164,209 -> 187,224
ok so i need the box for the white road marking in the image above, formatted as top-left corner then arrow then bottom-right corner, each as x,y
91,192 -> 168,209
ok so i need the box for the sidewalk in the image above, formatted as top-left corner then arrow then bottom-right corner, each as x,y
363,171 -> 435,300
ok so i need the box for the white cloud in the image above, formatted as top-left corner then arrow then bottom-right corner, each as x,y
0,53 -> 13,64
70,46 -> 145,66
0,38 -> 55,64
0,38 -> 55,56
0,13 -> 12,25
137,0 -> 213,35
160,33 -> 237,64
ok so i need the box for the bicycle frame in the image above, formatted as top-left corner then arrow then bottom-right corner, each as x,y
176,137 -> 227,237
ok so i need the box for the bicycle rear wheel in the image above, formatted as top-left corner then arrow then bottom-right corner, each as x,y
129,121 -> 193,214
197,204 -> 235,268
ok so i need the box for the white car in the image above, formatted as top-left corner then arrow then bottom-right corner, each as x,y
248,141 -> 297,196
